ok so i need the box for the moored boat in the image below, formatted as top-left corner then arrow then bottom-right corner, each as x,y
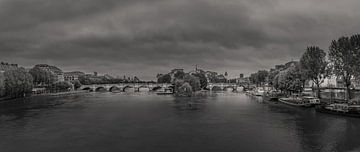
254,88 -> 265,96
279,97 -> 312,107
315,103 -> 360,118
263,91 -> 282,102
301,96 -> 320,106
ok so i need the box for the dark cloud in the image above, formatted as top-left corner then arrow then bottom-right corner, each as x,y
0,0 -> 360,80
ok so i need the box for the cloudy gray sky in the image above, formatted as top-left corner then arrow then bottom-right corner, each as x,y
0,0 -> 359,80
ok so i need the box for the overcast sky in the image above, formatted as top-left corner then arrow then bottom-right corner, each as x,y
0,0 -> 359,80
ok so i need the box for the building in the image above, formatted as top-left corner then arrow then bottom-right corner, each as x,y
306,74 -> 360,89
64,71 -> 85,82
239,74 -> 244,79
35,64 -> 64,82
0,62 -> 18,71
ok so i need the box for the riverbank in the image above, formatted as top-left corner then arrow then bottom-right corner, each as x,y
0,90 -> 89,104
32,90 -> 89,97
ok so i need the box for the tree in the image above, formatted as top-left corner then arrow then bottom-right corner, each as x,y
329,34 -> 360,100
249,73 -> 259,86
300,46 -> 328,98
268,69 -> 280,89
157,74 -> 171,83
276,64 -> 305,95
72,80 -> 82,90
174,79 -> 192,97
174,71 -> 186,80
78,75 -> 91,85
192,73 -> 208,89
48,81 -> 72,92
4,68 -> 33,98
256,70 -> 269,87
184,74 -> 201,91
286,66 -> 304,94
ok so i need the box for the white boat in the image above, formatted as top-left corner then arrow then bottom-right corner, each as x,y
302,96 -> 320,106
254,88 -> 265,96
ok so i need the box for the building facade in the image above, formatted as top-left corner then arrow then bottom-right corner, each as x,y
35,64 -> 64,82
64,71 -> 85,82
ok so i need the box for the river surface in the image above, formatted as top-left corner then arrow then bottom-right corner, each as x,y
0,92 -> 360,152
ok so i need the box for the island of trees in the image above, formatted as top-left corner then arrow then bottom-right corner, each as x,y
157,68 -> 230,96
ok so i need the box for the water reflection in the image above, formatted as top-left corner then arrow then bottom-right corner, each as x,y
0,95 -> 87,122
172,96 -> 209,111
0,92 -> 360,152
249,95 -> 360,152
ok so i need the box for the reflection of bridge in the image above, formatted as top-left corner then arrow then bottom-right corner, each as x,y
80,83 -> 174,92
80,83 -> 247,92
207,83 -> 246,91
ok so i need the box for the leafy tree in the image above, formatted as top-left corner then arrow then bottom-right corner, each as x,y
329,34 -> 360,100
78,75 -> 92,85
157,74 -> 171,83
256,70 -> 269,86
184,74 -> 201,91
174,79 -> 192,96
268,69 -> 280,89
300,46 -> 328,98
286,66 -> 304,94
48,81 -> 72,92
192,73 -> 208,89
174,71 -> 186,80
249,73 -> 259,86
72,80 -> 82,90
277,64 -> 305,95
272,72 -> 281,91
4,68 -> 33,98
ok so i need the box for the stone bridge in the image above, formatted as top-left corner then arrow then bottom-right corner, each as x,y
80,83 -> 247,92
80,83 -> 174,92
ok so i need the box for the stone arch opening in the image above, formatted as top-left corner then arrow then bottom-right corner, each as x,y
223,86 -> 235,91
211,86 -> 222,91
138,86 -> 150,92
109,86 -> 121,92
82,87 -> 93,92
95,87 -> 106,92
152,86 -> 163,91
123,86 -> 134,92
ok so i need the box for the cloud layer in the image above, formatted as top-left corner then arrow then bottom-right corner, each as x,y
1,0 -> 359,80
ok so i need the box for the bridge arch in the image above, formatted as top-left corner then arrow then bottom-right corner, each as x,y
137,86 -> 150,92
95,87 -> 106,92
223,86 -> 236,91
152,86 -> 163,91
123,86 -> 134,92
109,86 -> 121,92
82,87 -> 93,92
211,86 -> 222,91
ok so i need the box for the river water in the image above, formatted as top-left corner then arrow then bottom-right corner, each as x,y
0,92 -> 360,152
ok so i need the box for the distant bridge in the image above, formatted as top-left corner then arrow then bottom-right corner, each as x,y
80,83 -> 174,92
80,82 -> 248,92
